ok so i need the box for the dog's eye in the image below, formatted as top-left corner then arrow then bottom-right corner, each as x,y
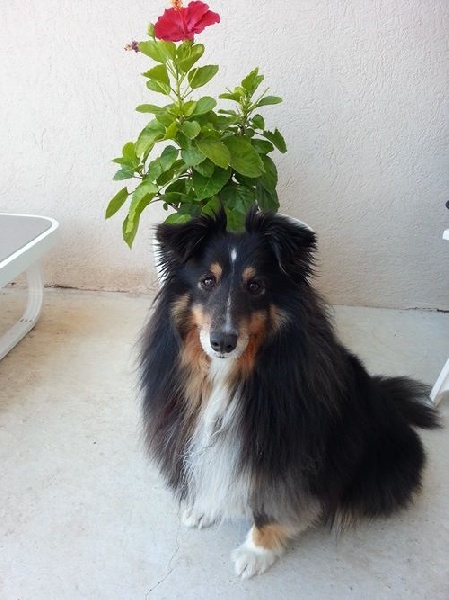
247,280 -> 264,295
200,275 -> 216,290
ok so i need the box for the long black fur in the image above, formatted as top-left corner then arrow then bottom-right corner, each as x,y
140,209 -> 440,528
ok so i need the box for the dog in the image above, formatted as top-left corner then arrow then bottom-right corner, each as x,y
140,209 -> 439,578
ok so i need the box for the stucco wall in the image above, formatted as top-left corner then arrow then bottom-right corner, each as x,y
1,0 -> 448,308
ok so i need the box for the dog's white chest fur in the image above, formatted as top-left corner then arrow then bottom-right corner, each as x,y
185,358 -> 250,522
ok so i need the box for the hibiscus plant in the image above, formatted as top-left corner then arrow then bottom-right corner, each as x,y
106,0 -> 287,247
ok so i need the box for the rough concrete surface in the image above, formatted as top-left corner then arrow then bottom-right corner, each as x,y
0,288 -> 448,599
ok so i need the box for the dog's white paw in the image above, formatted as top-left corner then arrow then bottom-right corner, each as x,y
182,507 -> 215,529
231,541 -> 280,579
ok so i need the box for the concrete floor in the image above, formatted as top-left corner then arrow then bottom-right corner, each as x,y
0,287 -> 448,599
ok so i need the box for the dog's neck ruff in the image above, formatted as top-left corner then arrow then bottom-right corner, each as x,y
185,355 -> 250,522
202,357 -> 236,434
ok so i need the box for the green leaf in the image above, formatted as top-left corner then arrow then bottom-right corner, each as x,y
163,122 -> 178,140
202,196 -> 221,216
195,136 -> 230,169
241,68 -> 264,96
135,120 -> 165,157
251,114 -> 265,130
181,144 -> 205,167
177,43 -> 205,72
138,40 -> 163,61
218,109 -> 238,117
219,93 -> 239,101
123,214 -> 141,248
147,146 -> 178,180
128,193 -> 153,227
255,95 -> 283,108
159,40 -> 176,60
146,79 -> 171,96
259,155 -> 278,191
105,187 -> 129,219
162,191 -> 189,205
193,159 -> 214,177
123,192 -> 154,248
122,215 -> 132,247
159,145 -> 178,169
224,206 -> 246,231
112,141 -> 139,168
147,161 -> 163,181
122,142 -> 137,162
256,181 -> 279,212
216,115 -> 233,130
156,112 -> 176,127
179,199 -> 202,213
165,179 -> 187,194
112,157 -> 133,167
183,100 -> 196,117
192,167 -> 230,201
157,160 -> 184,186
219,183 -> 255,215
223,136 -> 264,178
142,64 -> 170,87
165,213 -> 192,224
175,132 -> 191,150
176,40 -> 193,61
195,111 -> 222,129
180,120 -> 201,139
135,104 -> 167,115
251,138 -> 274,154
113,168 -> 135,180
263,128 -> 287,153
192,96 -> 217,116
139,40 -> 175,62
219,88 -> 244,102
188,65 -> 219,89
132,179 -> 158,203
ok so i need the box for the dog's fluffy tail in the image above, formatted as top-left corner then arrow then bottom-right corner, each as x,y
336,374 -> 440,523
374,376 -> 441,429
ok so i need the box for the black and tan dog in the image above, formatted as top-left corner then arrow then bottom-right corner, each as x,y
140,209 -> 439,578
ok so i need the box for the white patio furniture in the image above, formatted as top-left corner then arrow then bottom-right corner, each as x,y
430,228 -> 449,405
0,213 -> 59,359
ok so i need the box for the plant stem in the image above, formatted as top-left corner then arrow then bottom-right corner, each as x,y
173,61 -> 185,124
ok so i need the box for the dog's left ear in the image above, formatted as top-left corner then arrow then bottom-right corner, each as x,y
156,210 -> 227,272
246,209 -> 316,280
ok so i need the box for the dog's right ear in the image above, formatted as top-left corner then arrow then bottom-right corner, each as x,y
245,209 -> 316,280
156,210 -> 227,272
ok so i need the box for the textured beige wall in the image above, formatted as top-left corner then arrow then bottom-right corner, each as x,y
1,0 -> 448,308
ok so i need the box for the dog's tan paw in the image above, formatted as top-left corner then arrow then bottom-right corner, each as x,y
231,541 -> 280,579
182,507 -> 215,529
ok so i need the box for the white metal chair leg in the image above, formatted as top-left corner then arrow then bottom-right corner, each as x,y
431,358 -> 449,406
0,262 -> 44,359
22,262 -> 44,324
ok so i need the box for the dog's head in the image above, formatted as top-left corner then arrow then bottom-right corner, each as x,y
156,209 -> 316,360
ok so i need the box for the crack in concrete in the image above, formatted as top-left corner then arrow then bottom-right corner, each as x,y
145,522 -> 181,597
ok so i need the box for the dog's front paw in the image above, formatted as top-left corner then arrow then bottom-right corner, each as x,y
231,541 -> 280,579
182,507 -> 215,529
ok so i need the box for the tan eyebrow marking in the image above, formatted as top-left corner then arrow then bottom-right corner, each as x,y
242,266 -> 256,282
210,262 -> 222,279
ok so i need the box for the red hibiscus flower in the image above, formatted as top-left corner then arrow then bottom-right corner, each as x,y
155,1 -> 220,42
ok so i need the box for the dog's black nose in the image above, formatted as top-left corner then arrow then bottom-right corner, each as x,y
210,331 -> 238,354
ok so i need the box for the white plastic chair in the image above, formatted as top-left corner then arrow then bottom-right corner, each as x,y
430,228 -> 449,405
0,213 -> 59,359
